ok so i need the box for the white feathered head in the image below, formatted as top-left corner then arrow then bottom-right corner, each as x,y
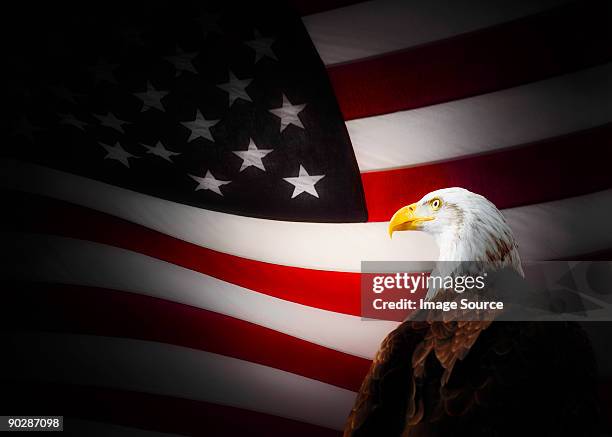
388,187 -> 523,276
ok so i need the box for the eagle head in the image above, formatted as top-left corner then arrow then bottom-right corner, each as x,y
388,187 -> 523,276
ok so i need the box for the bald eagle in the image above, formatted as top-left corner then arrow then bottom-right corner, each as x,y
344,188 -> 599,437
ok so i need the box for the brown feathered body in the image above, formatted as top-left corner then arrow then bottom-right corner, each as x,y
346,188 -> 600,436
344,317 -> 599,436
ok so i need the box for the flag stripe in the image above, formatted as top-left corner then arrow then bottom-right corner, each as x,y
346,63 -> 612,171
327,1 -> 612,120
4,382 -> 343,437
361,123 -> 612,221
4,233 -> 398,359
3,282 -> 370,391
4,191 -> 364,316
303,0 -> 570,65
3,331 -> 356,431
502,190 -> 612,261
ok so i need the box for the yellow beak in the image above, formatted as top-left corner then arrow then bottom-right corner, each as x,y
388,203 -> 434,238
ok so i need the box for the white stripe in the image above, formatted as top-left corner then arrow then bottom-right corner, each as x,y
304,0 -> 570,66
3,161 -> 612,266
505,190 -> 612,261
4,331 -> 356,430
3,233 -> 397,359
0,160 -> 438,272
347,63 -> 612,171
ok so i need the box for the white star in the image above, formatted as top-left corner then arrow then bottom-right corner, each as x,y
59,113 -> 89,130
100,142 -> 136,167
194,12 -> 222,37
135,81 -> 168,112
233,138 -> 273,172
181,110 -> 219,143
283,165 -> 325,199
164,47 -> 198,76
95,112 -> 128,133
143,141 -> 180,162
87,58 -> 119,85
245,29 -> 278,62
190,170 -> 230,196
269,94 -> 306,132
50,85 -> 83,105
217,71 -> 252,106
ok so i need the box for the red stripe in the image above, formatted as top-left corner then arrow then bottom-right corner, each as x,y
2,191 -> 362,316
1,382 -> 342,437
361,123 -> 612,222
328,1 -> 612,120
1,282 -> 370,392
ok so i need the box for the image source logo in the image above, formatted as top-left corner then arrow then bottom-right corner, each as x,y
362,270 -> 492,321
361,261 -> 612,322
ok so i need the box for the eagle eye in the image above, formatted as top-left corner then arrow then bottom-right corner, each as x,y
430,198 -> 442,211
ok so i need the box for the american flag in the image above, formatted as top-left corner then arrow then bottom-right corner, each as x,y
2,0 -> 611,435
